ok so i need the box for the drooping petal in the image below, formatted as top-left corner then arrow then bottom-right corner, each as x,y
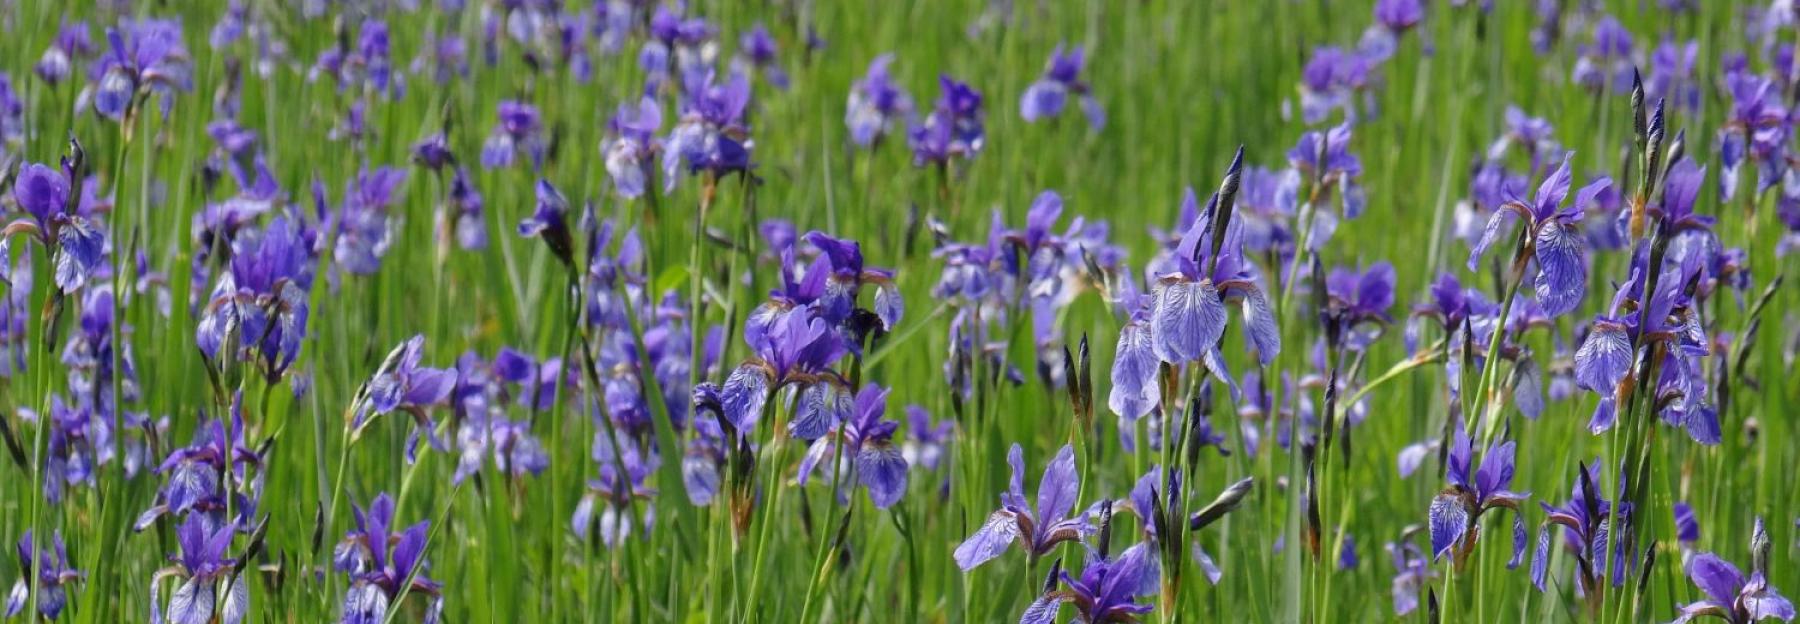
1019,593 -> 1068,624
221,575 -> 250,624
856,441 -> 908,509
166,577 -> 215,624
1530,523 -> 1552,591
954,510 -> 1021,571
1507,512 -> 1528,569
720,364 -> 772,436
1533,220 -> 1586,318
1108,323 -> 1161,420
1239,287 -> 1281,366
790,382 -> 851,441
1428,493 -> 1469,560
1588,397 -> 1618,434
1574,322 -> 1633,394
1150,280 -> 1226,364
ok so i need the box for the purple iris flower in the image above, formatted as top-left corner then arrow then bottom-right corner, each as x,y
803,230 -> 902,330
1427,429 -> 1530,567
5,532 -> 81,620
900,405 -> 953,473
909,75 -> 985,166
1298,47 -> 1373,124
573,439 -> 655,548
0,75 -> 23,147
1387,538 -> 1434,615
481,100 -> 546,170
734,24 -> 788,90
87,18 -> 192,121
1234,166 -> 1302,258
1718,71 -> 1788,202
362,335 -> 457,462
954,443 -> 1089,570
1571,16 -> 1636,93
0,240 -> 32,378
1671,553 -> 1795,623
1574,248 -> 1714,440
1466,155 -> 1611,318
411,133 -> 455,171
1020,542 -> 1158,624
1142,188 -> 1278,389
448,354 -> 548,485
36,21 -> 94,85
663,71 -> 753,186
195,215 -> 315,380
153,513 -> 245,624
846,53 -> 913,147
1531,461 -> 1631,597
603,97 -> 663,199
8,161 -> 105,293
720,304 -> 846,439
335,493 -> 445,624
1486,106 -> 1562,167
443,167 -> 487,251
1375,0 -> 1424,31
1360,0 -> 1424,61
1124,466 -> 1226,584
331,166 -> 409,277
1288,122 -> 1367,222
1648,38 -> 1701,111
1322,262 -> 1396,350
134,401 -> 262,531
796,383 -> 909,508
517,179 -> 574,268
1021,44 -> 1104,130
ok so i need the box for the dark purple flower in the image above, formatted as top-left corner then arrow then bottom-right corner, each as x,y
846,53 -> 912,147
6,532 -> 81,620
954,443 -> 1089,569
36,21 -> 94,85
1719,72 -> 1788,201
1021,44 -> 1103,130
603,97 -> 663,199
517,179 -> 574,267
1571,16 -> 1635,92
901,405 -> 953,472
1375,0 -> 1424,31
1298,47 -> 1373,123
796,383 -> 909,508
88,19 -> 193,121
8,162 -> 105,293
1466,155 -> 1611,318
1288,122 -> 1367,220
1530,461 -> 1632,596
331,166 -> 409,276
1648,38 -> 1701,111
1427,429 -> 1529,566
1021,542 -> 1158,624
153,513 -> 246,624
196,215 -> 315,379
1671,553 -> 1793,623
335,493 -> 445,624
361,336 -> 456,464
663,71 -> 753,184
909,75 -> 985,166
1387,539 -> 1434,615
1323,261 -> 1396,350
735,24 -> 788,90
481,100 -> 545,170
